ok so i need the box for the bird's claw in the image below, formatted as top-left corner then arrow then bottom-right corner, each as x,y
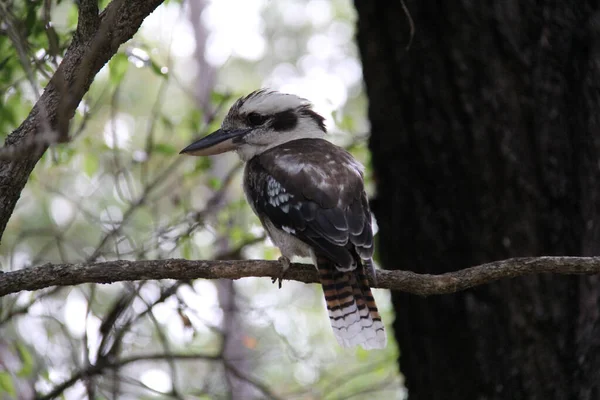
271,275 -> 283,289
272,256 -> 291,289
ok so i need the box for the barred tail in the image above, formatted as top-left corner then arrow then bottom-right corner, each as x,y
317,257 -> 387,350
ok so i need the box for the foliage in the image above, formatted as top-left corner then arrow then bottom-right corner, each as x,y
0,0 -> 402,398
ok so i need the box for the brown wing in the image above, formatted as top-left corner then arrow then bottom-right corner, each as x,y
245,138 -> 374,270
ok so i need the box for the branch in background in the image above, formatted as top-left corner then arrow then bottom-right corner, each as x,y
37,352 -> 221,400
1,256 -> 599,298
0,0 -> 165,241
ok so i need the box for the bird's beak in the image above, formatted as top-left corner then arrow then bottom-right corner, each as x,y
179,128 -> 252,156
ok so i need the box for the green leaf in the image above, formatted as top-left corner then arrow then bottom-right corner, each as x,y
24,2 -> 42,35
182,241 -> 192,260
83,154 -> 99,177
230,226 -> 244,243
16,344 -> 33,377
0,56 -> 10,71
66,4 -> 80,27
208,177 -> 221,190
150,59 -> 168,78
109,53 -> 129,84
263,247 -> 279,260
356,345 -> 370,361
161,116 -> 174,130
195,157 -> 212,172
210,90 -> 230,105
154,143 -> 177,155
186,109 -> 204,133
0,372 -> 16,397
334,110 -> 355,132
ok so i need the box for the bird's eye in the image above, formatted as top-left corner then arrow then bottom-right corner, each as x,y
247,112 -> 267,126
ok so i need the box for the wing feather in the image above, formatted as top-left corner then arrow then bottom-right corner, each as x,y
245,139 -> 373,270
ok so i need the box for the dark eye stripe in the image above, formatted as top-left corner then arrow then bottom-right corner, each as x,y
271,109 -> 298,131
247,112 -> 267,126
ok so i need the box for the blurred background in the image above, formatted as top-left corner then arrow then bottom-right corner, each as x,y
0,0 -> 403,398
4,1 -> 600,399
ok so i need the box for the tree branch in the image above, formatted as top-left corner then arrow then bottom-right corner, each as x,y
37,352 -> 221,400
0,0 -> 165,242
76,0 -> 100,40
1,256 -> 599,298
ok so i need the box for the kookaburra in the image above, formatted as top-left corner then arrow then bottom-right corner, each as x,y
180,90 -> 386,349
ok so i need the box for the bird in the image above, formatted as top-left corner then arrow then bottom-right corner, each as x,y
180,89 -> 386,350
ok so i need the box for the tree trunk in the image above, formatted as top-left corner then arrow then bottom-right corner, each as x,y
355,1 -> 600,399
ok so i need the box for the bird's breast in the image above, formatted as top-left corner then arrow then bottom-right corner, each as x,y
243,161 -> 312,260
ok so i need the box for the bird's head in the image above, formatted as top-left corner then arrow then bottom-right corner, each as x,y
180,89 -> 326,161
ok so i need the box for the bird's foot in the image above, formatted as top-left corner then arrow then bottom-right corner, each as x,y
272,256 -> 291,289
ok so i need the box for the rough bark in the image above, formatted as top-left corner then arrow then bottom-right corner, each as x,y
1,257 -> 599,298
0,0 -> 165,242
355,1 -> 600,399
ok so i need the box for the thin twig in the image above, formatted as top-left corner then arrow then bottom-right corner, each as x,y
400,0 -> 415,50
36,352 -> 221,400
223,361 -> 283,400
